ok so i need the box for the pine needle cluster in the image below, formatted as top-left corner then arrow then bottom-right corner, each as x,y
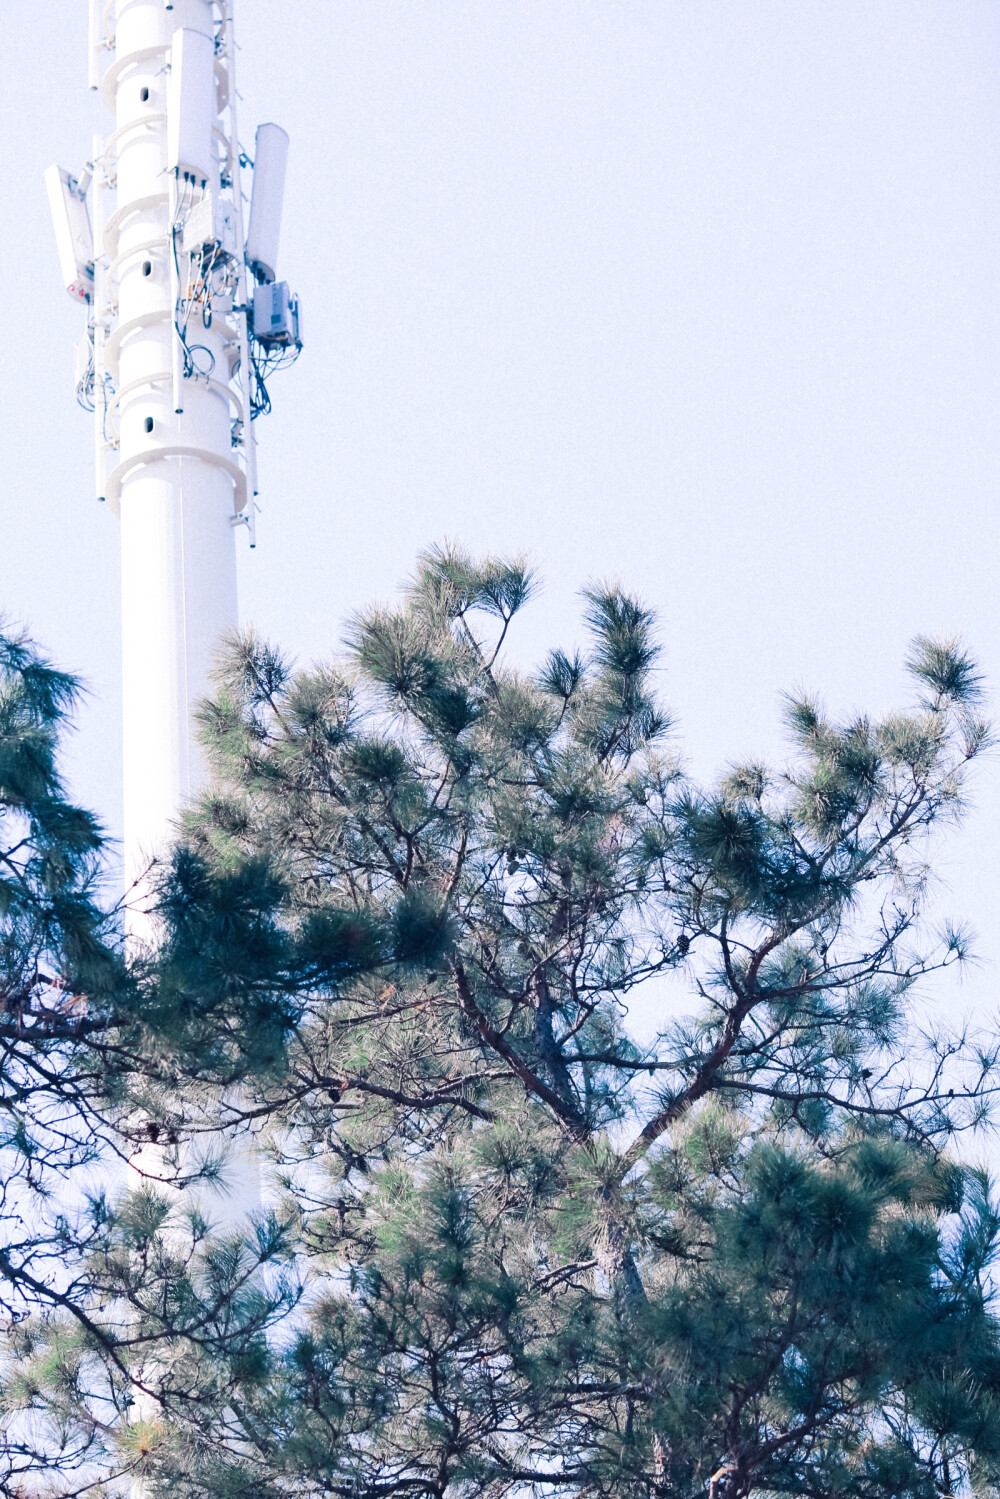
4,552 -> 1000,1499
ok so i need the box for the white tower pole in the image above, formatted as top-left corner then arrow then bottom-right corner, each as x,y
93,0 -> 255,933
48,8 -> 303,1462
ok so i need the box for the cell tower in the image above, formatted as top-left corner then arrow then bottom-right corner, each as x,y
47,0 -> 301,931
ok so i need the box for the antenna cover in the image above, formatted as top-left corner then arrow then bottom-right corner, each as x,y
45,164 -> 94,302
245,123 -> 289,284
167,28 -> 217,181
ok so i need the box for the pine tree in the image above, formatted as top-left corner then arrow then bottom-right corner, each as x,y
0,624 -> 126,1486
12,549 -> 1000,1498
105,545 -> 1000,1499
0,628 -> 290,1495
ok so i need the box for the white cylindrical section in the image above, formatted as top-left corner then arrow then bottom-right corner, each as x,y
100,26 -> 257,1487
245,123 -> 288,284
101,28 -> 258,1479
119,465 -> 238,896
111,0 -> 238,921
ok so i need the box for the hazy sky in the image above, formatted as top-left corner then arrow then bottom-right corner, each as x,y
2,2 -> 999,1028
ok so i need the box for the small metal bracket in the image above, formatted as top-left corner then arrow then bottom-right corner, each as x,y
231,499 -> 258,549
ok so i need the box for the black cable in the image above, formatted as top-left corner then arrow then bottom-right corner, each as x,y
179,326 -> 216,382
248,342 -> 272,419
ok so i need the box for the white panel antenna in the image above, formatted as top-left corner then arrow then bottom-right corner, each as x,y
45,165 -> 94,303
167,28 -> 216,182
245,123 -> 289,283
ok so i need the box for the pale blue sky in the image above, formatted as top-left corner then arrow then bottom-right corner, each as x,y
2,2 -> 998,1027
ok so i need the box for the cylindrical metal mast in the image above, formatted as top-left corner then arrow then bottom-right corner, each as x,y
97,0 -> 262,1316
47,6 -> 299,1459
93,0 -> 254,929
50,7 -> 298,926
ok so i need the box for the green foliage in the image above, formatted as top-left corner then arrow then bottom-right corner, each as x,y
86,550 -> 997,1499
0,627 -> 296,1496
7,558 -> 1000,1499
0,621 -> 120,1175
0,624 -> 125,1490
